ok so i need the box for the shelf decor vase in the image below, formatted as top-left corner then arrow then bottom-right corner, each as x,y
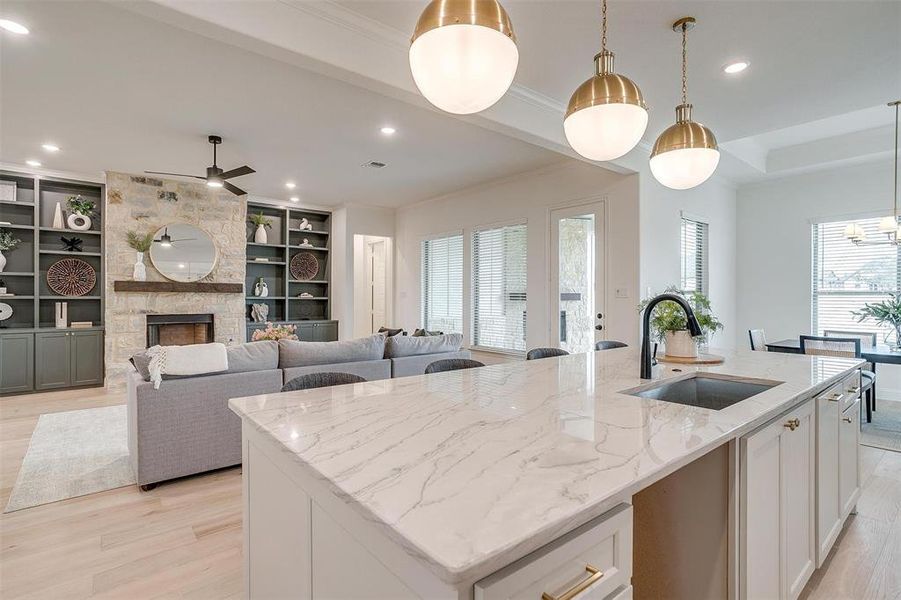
52,202 -> 65,229
0,251 -> 5,273
55,302 -> 68,329
67,213 -> 92,231
133,252 -> 147,282
664,330 -> 698,358
254,224 -> 268,244
253,277 -> 269,298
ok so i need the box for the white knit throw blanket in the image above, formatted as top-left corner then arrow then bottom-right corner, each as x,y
146,343 -> 229,389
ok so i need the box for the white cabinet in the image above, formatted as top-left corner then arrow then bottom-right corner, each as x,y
816,383 -> 842,566
839,399 -> 861,518
742,398 -> 816,600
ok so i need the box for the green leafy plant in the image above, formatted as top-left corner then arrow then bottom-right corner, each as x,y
249,212 -> 272,229
852,293 -> 901,345
0,229 -> 21,252
638,286 -> 724,343
67,195 -> 95,216
125,230 -> 155,253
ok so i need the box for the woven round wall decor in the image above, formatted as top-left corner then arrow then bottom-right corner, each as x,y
290,252 -> 319,281
46,258 -> 96,296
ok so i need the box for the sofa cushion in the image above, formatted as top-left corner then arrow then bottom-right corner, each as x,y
384,333 -> 463,358
278,335 -> 387,368
129,340 -> 280,381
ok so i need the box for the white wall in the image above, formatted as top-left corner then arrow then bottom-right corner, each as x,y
393,160 -> 641,351
331,204 -> 395,340
639,168 -> 739,349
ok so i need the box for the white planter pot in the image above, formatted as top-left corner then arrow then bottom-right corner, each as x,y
664,330 -> 699,358
133,252 -> 147,282
0,250 -> 6,273
67,213 -> 92,231
254,224 -> 268,244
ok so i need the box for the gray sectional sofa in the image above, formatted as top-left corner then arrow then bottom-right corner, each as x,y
127,333 -> 469,489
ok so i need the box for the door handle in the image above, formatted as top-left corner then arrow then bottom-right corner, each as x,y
595,325 -> 603,331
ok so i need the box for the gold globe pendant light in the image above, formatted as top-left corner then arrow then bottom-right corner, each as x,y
650,17 -> 720,190
410,0 -> 519,115
564,0 -> 648,161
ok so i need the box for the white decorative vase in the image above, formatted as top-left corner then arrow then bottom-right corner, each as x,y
254,279 -> 269,298
67,213 -> 92,231
664,330 -> 699,358
55,302 -> 68,329
133,252 -> 147,282
0,251 -> 6,273
254,224 -> 267,244
52,202 -> 64,229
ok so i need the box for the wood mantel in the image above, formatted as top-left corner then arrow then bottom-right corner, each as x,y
113,281 -> 243,294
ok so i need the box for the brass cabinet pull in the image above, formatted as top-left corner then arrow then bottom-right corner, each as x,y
542,565 -> 604,600
848,387 -> 861,394
783,418 -> 800,431
843,417 -> 853,423
827,392 -> 841,402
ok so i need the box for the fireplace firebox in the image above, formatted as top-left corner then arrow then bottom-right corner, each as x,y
146,314 -> 214,348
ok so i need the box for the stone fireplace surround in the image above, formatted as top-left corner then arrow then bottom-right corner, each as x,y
104,172 -> 246,387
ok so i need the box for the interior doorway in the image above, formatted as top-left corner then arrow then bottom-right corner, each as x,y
352,235 -> 393,338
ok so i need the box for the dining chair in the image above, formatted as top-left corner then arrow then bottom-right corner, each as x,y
824,330 -> 878,411
800,335 -> 876,422
281,372 -> 367,392
424,358 -> 485,374
526,347 -> 569,360
748,329 -> 767,351
595,340 -> 628,351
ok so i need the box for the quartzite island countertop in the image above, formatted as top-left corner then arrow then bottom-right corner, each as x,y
228,348 -> 862,587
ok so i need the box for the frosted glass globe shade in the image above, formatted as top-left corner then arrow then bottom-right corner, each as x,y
649,148 -> 720,190
564,103 -> 648,161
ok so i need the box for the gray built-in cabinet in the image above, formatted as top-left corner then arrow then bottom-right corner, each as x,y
0,169 -> 105,395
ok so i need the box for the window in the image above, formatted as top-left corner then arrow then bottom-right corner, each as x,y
680,215 -> 709,295
421,234 -> 463,334
471,223 -> 527,352
812,217 -> 899,344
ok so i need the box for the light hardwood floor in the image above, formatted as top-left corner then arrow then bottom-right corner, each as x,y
1,386 -> 899,599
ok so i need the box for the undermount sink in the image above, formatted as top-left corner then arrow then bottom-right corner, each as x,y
621,373 -> 783,411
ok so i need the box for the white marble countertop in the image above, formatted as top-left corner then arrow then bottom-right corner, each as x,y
229,348 -> 862,585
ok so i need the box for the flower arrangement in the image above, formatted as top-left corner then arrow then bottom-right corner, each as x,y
251,322 -> 298,342
125,230 -> 155,253
67,195 -> 96,216
249,212 -> 272,229
638,286 -> 724,344
852,293 -> 901,347
0,230 -> 21,252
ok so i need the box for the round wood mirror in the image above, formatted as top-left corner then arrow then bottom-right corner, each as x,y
149,223 -> 218,282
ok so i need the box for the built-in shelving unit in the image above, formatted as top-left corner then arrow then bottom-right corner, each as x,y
244,202 -> 336,340
0,170 -> 105,394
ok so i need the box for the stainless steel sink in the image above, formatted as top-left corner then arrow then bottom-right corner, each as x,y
621,373 -> 782,411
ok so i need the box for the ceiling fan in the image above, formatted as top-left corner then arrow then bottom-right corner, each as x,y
146,135 -> 255,196
153,227 -> 196,247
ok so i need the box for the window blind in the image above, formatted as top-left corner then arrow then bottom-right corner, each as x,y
421,234 -> 463,334
812,217 -> 900,344
472,223 -> 527,352
680,217 -> 709,295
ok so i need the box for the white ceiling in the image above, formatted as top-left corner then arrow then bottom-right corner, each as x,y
0,1 -> 563,207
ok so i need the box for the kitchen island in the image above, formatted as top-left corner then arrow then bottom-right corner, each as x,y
229,348 -> 863,600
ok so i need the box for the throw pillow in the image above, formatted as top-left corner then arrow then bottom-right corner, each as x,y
412,328 -> 444,337
378,327 -> 404,337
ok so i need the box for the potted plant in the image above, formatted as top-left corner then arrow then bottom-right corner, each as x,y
126,230 -> 155,282
249,212 -> 272,244
251,322 -> 298,342
66,195 -> 96,231
852,294 -> 901,349
638,286 -> 724,358
0,230 -> 21,273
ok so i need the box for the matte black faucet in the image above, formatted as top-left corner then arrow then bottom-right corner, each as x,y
640,293 -> 703,379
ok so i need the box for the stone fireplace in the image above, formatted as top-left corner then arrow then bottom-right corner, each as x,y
146,314 -> 214,347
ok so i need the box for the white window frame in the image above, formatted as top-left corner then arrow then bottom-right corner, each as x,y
420,230 -> 464,335
680,211 -> 709,296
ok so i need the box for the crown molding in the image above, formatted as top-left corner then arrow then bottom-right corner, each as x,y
0,162 -> 105,184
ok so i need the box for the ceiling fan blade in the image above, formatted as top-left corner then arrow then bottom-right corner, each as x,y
223,181 -> 247,196
170,238 -> 198,243
219,165 -> 255,180
145,170 -> 206,180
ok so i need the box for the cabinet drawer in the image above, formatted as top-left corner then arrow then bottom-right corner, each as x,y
475,504 -> 632,600
840,371 -> 862,412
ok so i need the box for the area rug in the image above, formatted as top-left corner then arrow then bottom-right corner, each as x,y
4,405 -> 135,513
861,398 -> 901,452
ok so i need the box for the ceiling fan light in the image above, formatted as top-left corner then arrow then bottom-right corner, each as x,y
564,52 -> 648,161
207,178 -> 223,188
650,104 -> 719,189
409,0 -> 518,115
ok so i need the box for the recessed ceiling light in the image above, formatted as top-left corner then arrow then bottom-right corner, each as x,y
26,159 -> 41,167
42,143 -> 60,153
723,61 -> 749,74
0,19 -> 29,35
285,182 -> 296,189
290,196 -> 299,202
178,263 -> 186,269
380,126 -> 396,136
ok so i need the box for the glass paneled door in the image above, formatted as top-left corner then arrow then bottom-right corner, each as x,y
550,202 -> 605,353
